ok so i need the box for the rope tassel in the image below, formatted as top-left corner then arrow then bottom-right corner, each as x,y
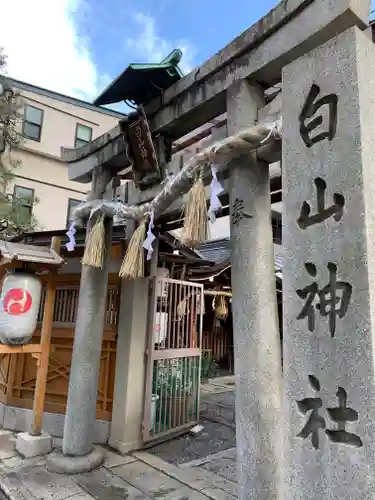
119,219 -> 147,280
181,169 -> 210,248
214,295 -> 228,321
81,213 -> 106,268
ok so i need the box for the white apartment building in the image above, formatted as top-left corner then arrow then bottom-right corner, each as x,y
7,78 -> 125,231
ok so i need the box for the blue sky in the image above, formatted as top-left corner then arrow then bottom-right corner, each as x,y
76,0 -> 279,80
0,0 -> 277,108
0,0 -> 374,111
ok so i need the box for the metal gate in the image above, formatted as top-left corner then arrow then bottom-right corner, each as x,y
142,277 -> 203,442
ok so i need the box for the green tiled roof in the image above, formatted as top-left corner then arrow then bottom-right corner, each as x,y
93,49 -> 184,107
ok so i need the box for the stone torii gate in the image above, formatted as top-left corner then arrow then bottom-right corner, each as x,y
48,2 -> 375,500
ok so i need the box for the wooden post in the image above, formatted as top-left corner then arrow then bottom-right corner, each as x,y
30,237 -> 60,436
149,238 -> 159,277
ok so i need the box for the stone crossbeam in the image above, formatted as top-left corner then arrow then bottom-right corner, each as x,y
66,90 -> 281,189
145,0 -> 370,137
64,0 -> 370,186
71,121 -> 281,225
62,125 -> 130,184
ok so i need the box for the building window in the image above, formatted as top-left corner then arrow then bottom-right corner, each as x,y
13,186 -> 34,224
75,124 -> 92,148
66,198 -> 81,227
23,105 -> 43,142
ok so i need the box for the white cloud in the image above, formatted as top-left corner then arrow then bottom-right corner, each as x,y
0,0 -> 104,101
0,1 -> 196,109
126,13 -> 196,74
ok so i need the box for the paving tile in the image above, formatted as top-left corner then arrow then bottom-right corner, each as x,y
180,449 -> 236,469
0,470 -> 37,500
181,465 -> 236,497
75,466 -> 149,500
153,486 -> 210,499
133,452 -> 213,490
97,447 -> 137,469
2,455 -> 46,470
201,458 -> 236,482
111,460 -> 182,498
200,386 -> 222,395
172,468 -> 216,491
209,476 -> 237,497
17,465 -> 84,500
61,495 -> 95,500
201,487 -> 237,500
0,433 -> 18,459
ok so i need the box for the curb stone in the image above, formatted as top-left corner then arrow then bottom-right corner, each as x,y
180,448 -> 237,469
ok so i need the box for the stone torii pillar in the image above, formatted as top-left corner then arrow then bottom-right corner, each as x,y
47,164 -> 115,474
227,80 -> 283,500
282,23 -> 375,500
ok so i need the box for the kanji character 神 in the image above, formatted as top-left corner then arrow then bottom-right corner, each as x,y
296,262 -> 352,337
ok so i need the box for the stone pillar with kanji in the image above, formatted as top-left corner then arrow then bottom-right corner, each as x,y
282,26 -> 375,499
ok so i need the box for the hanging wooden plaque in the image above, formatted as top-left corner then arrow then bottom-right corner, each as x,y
127,114 -> 161,189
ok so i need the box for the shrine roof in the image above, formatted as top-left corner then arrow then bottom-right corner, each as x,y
11,226 -> 209,266
192,238 -> 283,280
13,226 -> 128,248
0,240 -> 64,269
93,49 -> 184,107
195,238 -> 231,264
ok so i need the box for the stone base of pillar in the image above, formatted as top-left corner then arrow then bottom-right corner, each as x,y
16,432 -> 52,458
46,447 -> 104,474
108,436 -> 141,454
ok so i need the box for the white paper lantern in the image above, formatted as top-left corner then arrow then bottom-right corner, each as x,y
153,312 -> 168,344
0,271 -> 42,345
155,268 -> 169,298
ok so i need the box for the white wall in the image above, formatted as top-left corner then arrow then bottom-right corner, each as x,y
5,84 -> 122,231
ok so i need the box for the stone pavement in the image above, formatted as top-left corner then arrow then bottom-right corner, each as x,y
200,376 -> 236,395
149,377 -> 236,466
0,430 -> 238,500
200,377 -> 236,427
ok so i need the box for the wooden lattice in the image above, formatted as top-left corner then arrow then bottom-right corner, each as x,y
0,274 -> 120,420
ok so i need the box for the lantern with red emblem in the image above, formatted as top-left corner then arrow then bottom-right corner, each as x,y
0,270 -> 42,345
